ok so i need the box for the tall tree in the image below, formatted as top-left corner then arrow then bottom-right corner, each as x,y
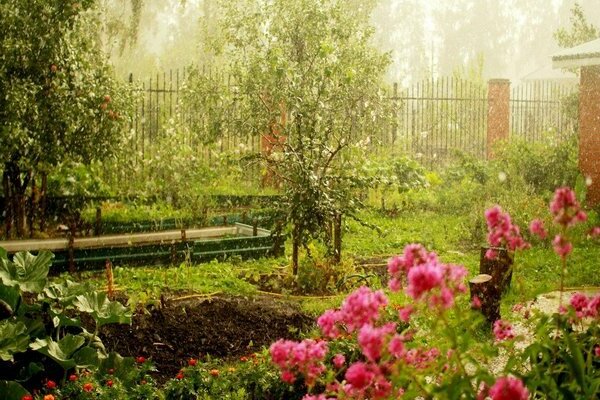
0,0 -> 131,237
191,0 -> 391,271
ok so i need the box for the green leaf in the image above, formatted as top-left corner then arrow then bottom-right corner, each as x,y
0,251 -> 54,293
16,362 -> 44,383
100,352 -> 137,383
43,280 -> 88,306
30,334 -> 85,370
0,381 -> 29,400
0,320 -> 29,361
0,248 -> 7,261
73,292 -> 131,327
72,346 -> 100,369
0,284 -> 20,316
565,333 -> 586,390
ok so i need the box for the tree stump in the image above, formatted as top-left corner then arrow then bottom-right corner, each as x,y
469,274 -> 501,325
480,247 -> 513,294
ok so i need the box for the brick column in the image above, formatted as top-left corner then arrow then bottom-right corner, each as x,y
486,79 -> 511,159
579,65 -> 600,206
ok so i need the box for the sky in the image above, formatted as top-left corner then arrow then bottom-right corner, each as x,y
107,0 -> 600,85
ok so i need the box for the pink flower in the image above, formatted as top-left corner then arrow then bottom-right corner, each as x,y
338,287 -> 388,332
406,262 -> 443,299
570,293 -> 589,313
493,320 -> 515,341
550,187 -> 587,227
332,353 -> 345,369
471,296 -> 482,309
484,206 -> 529,256
358,323 -> 396,362
302,395 -> 335,400
590,227 -> 600,237
269,339 -> 328,386
388,335 -> 405,358
489,376 -> 529,400
281,370 -> 295,384
388,277 -> 402,292
529,219 -> 547,239
317,309 -> 341,338
345,362 -> 375,391
552,235 -> 572,258
397,305 -> 414,322
595,346 -> 600,357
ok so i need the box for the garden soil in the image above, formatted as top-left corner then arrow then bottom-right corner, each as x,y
99,295 -> 314,382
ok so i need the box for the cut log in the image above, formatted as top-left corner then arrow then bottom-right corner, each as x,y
480,247 -> 513,294
469,273 -> 501,325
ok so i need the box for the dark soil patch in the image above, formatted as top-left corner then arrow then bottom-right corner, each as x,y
99,295 -> 314,382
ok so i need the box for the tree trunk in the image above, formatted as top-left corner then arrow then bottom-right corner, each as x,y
39,172 -> 47,232
29,175 -> 37,237
479,247 -> 513,294
292,224 -> 300,275
5,163 -> 31,238
469,274 -> 501,325
333,213 -> 342,264
2,169 -> 11,238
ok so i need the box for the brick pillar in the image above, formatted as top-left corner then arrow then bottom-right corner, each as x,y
579,65 -> 600,206
486,79 -> 511,159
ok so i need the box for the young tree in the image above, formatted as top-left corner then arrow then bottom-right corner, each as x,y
0,0 -> 131,237
192,0 -> 391,272
555,2 -> 599,48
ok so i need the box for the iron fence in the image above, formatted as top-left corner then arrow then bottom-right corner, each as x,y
129,70 -> 577,164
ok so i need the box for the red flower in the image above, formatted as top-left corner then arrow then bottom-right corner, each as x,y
240,356 -> 249,362
82,382 -> 94,392
136,356 -> 146,364
188,358 -> 198,367
21,395 -> 33,400
46,380 -> 57,389
69,374 -> 78,382
106,379 -> 114,387
43,396 -> 55,400
209,369 -> 220,377
176,371 -> 184,380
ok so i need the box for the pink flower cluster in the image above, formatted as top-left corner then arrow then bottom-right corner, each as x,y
343,362 -> 392,399
317,286 -> 388,338
493,320 -> 515,341
489,376 -> 529,400
552,234 -> 573,258
269,339 -> 328,386
550,187 -> 587,227
387,244 -> 467,309
484,206 -> 529,258
528,218 -> 547,239
568,292 -> 600,319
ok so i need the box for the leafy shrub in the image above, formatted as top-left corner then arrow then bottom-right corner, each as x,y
0,249 -> 132,398
493,133 -> 579,195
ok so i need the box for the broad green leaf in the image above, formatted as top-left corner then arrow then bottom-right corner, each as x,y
72,346 -> 100,369
0,320 -> 29,361
30,334 -> 85,370
0,380 -> 29,400
0,251 -> 54,293
43,280 -> 88,306
0,248 -> 6,261
73,292 -> 131,327
0,284 -> 20,316
16,362 -> 44,383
